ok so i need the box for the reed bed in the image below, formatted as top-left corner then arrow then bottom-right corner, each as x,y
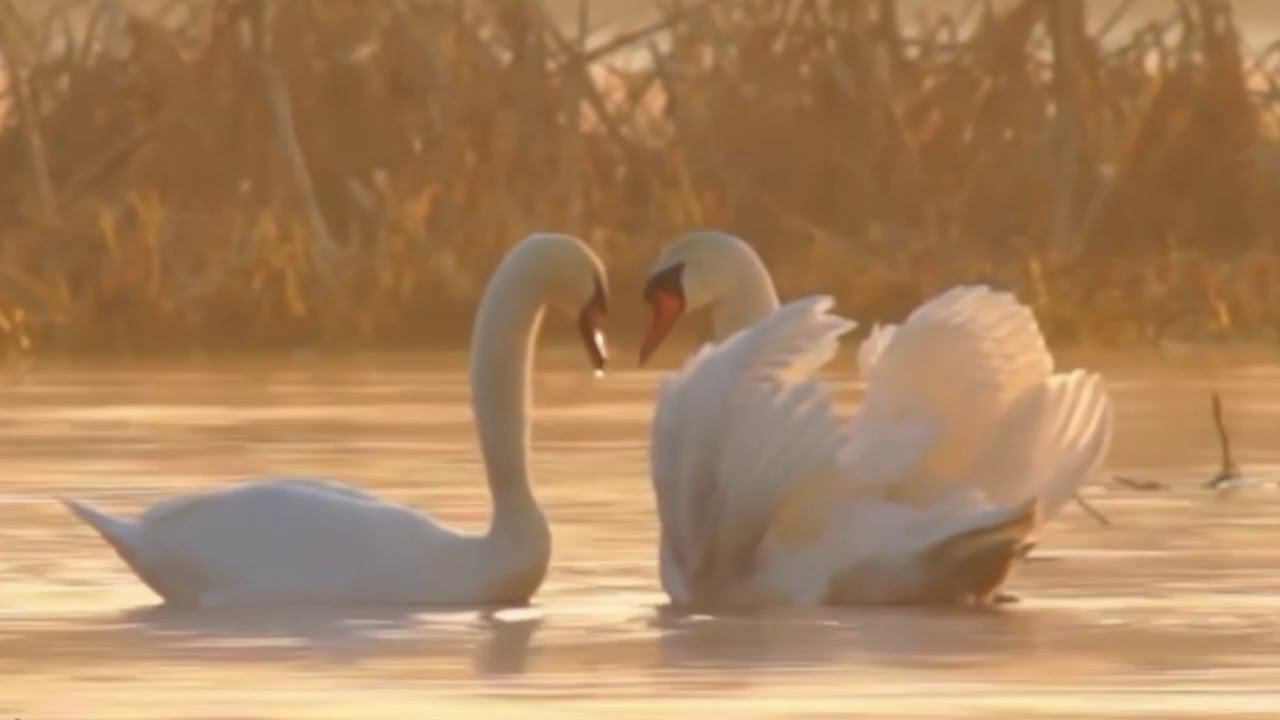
0,0 -> 1277,356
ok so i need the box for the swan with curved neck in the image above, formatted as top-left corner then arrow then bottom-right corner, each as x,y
641,231 -> 1112,607
63,233 -> 608,607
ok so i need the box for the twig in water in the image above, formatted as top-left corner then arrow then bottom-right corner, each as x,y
1206,391 -> 1243,489
1113,475 -> 1168,491
1074,493 -> 1112,526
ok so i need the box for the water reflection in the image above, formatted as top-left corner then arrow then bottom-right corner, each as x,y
4,603 -> 543,677
4,356 -> 1280,718
474,610 -> 542,677
649,604 -> 1061,671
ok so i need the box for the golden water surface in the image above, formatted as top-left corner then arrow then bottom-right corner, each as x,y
2,350 -> 1279,719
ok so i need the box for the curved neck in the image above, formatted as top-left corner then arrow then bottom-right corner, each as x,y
709,258 -> 780,341
469,263 -> 546,537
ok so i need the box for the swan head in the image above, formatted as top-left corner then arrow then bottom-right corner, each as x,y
639,231 -> 775,365
516,233 -> 609,372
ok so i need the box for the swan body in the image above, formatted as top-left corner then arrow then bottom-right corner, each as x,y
641,232 -> 1112,607
64,233 -> 609,607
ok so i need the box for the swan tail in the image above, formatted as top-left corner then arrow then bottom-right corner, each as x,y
61,497 -> 151,579
919,499 -> 1038,604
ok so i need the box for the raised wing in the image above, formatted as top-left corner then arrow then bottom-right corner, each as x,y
651,296 -> 854,603
856,323 -> 897,378
843,285 -> 1111,517
965,369 -> 1113,519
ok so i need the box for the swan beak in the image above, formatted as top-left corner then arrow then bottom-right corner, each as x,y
639,290 -> 684,367
578,285 -> 608,373
639,262 -> 685,366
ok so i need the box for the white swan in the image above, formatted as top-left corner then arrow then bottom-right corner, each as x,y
62,233 -> 609,607
640,231 -> 1112,607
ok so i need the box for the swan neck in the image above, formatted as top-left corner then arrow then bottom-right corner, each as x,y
710,261 -> 780,341
470,265 -> 546,536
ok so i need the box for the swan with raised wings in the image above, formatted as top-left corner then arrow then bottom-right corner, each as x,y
640,231 -> 1111,607
63,233 -> 609,607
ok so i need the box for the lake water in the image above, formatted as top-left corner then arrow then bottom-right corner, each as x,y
2,349 -> 1280,719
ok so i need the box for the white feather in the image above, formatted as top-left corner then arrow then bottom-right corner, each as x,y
651,273 -> 1114,607
62,234 -> 608,607
842,286 -> 1107,513
650,296 -> 854,603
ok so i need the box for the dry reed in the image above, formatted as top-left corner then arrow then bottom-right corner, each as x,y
0,0 -> 1277,356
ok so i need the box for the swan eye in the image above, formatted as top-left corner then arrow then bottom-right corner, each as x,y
643,262 -> 685,304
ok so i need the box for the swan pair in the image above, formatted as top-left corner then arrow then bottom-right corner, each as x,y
64,231 -> 1112,609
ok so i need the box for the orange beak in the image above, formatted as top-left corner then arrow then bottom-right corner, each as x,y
638,290 -> 684,367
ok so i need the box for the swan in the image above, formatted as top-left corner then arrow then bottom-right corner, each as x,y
62,233 -> 609,607
639,230 -> 1112,607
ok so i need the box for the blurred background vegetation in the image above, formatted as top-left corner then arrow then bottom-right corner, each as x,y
0,0 -> 1279,357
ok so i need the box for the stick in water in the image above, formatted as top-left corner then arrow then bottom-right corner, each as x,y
1206,391 -> 1243,489
1113,475 -> 1167,491
1074,492 -> 1111,526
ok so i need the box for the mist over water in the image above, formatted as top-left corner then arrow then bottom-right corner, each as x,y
3,352 -> 1280,719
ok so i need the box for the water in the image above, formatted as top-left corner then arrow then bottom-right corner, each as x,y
3,350 -> 1280,719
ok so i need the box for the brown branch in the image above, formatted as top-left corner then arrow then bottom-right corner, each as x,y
578,0 -> 726,66
248,0 -> 337,277
1095,0 -> 1136,41
538,1 -> 626,151
260,63 -> 339,270
1047,0 -> 1087,251
577,0 -> 590,51
60,119 -> 160,203
878,0 -> 904,70
0,0 -> 59,225
1211,391 -> 1239,479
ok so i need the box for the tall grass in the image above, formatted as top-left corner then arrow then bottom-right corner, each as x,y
0,0 -> 1278,356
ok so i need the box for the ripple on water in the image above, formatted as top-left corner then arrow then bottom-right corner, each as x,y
3,357 -> 1280,719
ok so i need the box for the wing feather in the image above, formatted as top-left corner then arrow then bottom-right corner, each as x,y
960,370 -> 1112,519
845,286 -> 1112,516
651,296 -> 854,602
856,323 -> 897,377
